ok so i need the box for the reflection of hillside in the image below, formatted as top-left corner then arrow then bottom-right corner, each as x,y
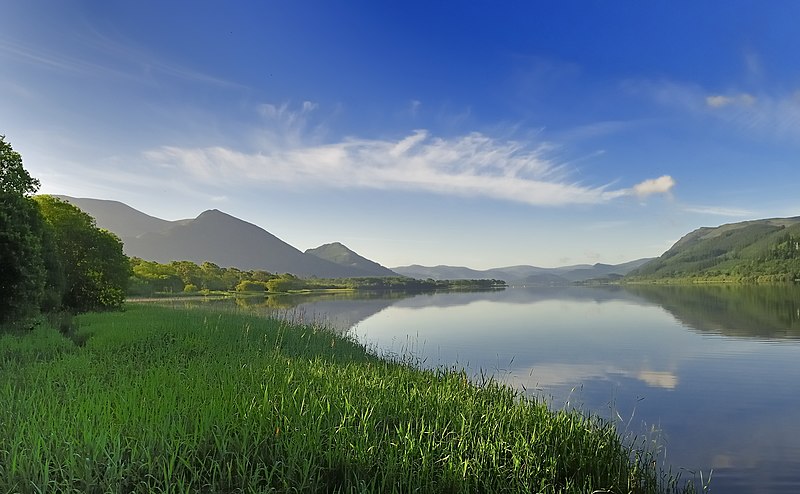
234,291 -> 415,332
393,286 -> 647,309
624,285 -> 800,339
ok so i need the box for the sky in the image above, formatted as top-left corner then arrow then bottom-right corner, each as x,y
2,1 -> 800,269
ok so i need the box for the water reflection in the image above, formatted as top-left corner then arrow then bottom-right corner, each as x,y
625,284 -> 800,339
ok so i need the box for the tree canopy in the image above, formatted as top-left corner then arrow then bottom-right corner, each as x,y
0,135 -> 39,196
1,136 -> 130,331
35,195 -> 130,312
0,136 -> 47,325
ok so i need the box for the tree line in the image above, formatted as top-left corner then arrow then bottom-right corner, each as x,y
1,136 -> 129,331
130,258 -> 507,295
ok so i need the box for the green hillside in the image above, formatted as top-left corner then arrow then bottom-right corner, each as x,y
627,217 -> 800,282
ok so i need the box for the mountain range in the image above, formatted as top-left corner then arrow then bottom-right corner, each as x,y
56,195 -> 650,282
55,196 -> 397,278
392,258 -> 651,284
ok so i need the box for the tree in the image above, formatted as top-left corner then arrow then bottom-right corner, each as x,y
0,135 -> 40,196
0,194 -> 46,324
34,195 -> 130,312
0,136 -> 49,326
130,258 -> 183,293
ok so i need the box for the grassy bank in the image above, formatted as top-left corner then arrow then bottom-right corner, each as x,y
1,305 -> 698,493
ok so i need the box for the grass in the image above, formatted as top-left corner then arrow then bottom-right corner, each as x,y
0,305 -> 700,493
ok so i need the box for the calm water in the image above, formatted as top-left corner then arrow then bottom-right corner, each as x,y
198,285 -> 800,493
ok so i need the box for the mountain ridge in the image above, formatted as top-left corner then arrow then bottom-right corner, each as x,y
55,197 -> 384,278
391,258 -> 652,284
627,216 -> 800,282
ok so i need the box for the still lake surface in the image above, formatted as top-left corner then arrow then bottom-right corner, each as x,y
192,284 -> 800,493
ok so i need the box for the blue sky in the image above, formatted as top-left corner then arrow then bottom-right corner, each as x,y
3,1 -> 800,269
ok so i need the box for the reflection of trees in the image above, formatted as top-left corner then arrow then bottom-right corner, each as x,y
203,291 -> 418,332
624,284 -> 800,339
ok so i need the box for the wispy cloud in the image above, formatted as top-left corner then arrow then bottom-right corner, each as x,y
683,205 -> 756,218
144,110 -> 675,207
0,32 -> 242,89
705,93 -> 756,108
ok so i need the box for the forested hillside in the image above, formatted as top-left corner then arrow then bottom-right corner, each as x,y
627,218 -> 800,282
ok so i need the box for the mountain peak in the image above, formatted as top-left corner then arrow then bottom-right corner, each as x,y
196,208 -> 230,219
306,242 -> 398,277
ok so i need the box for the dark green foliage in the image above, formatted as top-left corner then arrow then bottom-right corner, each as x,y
35,195 -> 130,312
0,135 -> 39,196
0,136 -> 50,327
0,194 -> 46,325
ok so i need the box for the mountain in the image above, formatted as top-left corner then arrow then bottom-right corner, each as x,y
305,242 -> 398,277
390,265 -> 491,280
123,209 -> 376,277
392,259 -> 652,284
52,196 -> 393,278
627,216 -> 800,282
54,195 -> 184,238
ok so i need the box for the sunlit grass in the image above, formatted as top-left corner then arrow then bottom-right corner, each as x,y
0,305 -> 699,493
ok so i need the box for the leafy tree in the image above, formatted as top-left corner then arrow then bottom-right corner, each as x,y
199,261 -> 227,291
170,260 -> 204,289
266,274 -> 306,292
235,280 -> 267,293
130,258 -> 183,293
0,194 -> 46,324
0,135 -> 39,196
35,195 -> 130,312
0,136 -> 51,326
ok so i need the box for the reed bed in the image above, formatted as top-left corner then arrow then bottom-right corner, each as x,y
0,305 -> 698,493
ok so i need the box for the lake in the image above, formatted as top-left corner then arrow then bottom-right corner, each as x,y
187,284 -> 800,493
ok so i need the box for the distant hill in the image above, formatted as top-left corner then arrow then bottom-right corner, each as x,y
54,195 -> 184,238
305,242 -> 398,277
52,196 -> 394,278
627,217 -> 800,282
390,265 -> 491,280
392,259 -> 652,284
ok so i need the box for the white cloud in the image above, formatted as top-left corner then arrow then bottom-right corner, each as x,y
145,130 -> 674,207
705,93 -> 756,108
632,175 -> 676,198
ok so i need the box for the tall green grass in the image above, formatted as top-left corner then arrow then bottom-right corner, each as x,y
0,305 -> 699,493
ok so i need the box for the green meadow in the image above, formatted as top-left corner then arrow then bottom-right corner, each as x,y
0,305 -> 699,493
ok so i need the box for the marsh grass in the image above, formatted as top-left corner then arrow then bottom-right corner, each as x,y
0,305 -> 699,493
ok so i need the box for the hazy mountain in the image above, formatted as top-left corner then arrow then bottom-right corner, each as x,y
627,216 -> 800,281
53,197 -> 390,278
305,242 -> 398,277
392,259 -> 652,284
561,258 -> 653,282
123,209 -> 373,277
390,265 -> 491,280
54,195 -> 184,238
